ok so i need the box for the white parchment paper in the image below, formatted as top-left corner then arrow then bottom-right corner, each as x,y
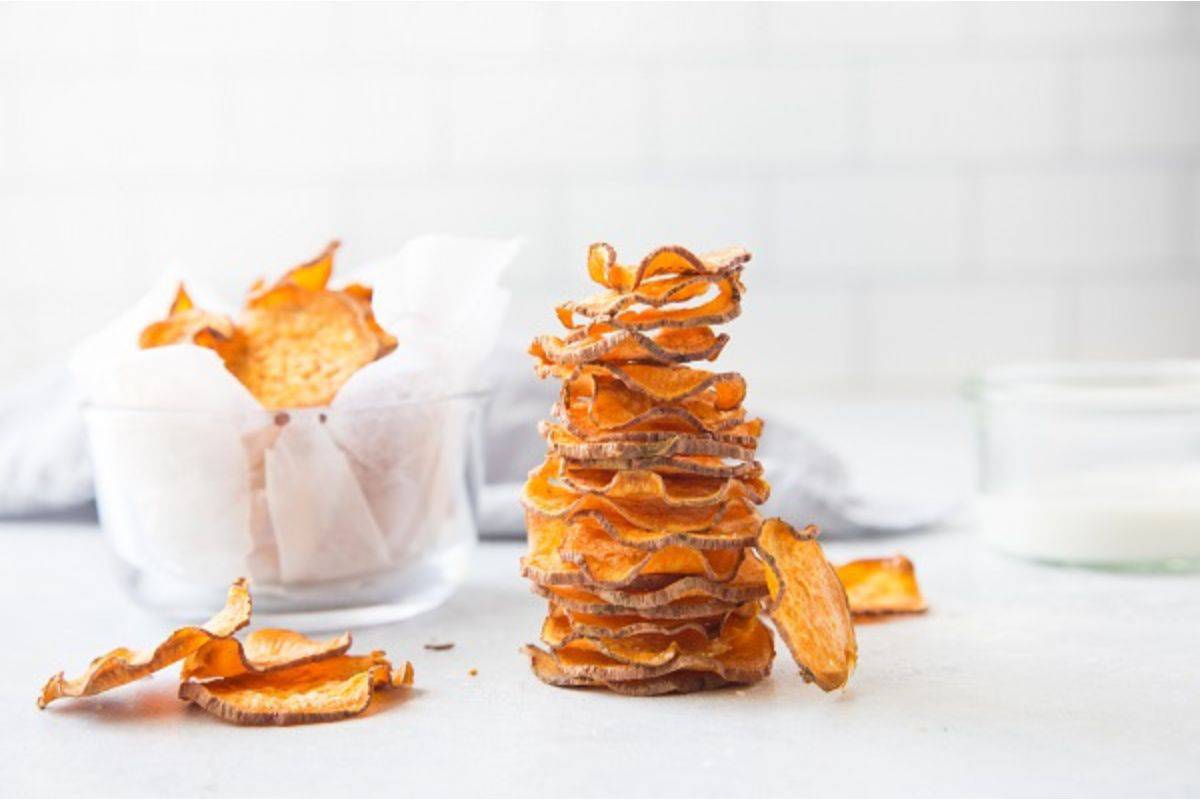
72,236 -> 518,590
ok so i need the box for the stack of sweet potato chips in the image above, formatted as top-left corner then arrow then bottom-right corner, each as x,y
521,244 -> 859,694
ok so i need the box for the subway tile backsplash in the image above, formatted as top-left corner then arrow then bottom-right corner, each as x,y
0,1 -> 1197,402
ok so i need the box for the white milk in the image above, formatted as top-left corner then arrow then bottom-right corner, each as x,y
979,466 -> 1200,565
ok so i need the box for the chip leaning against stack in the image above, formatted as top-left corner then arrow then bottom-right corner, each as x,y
520,243 -> 858,695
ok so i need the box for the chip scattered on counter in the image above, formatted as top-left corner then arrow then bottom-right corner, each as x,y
139,240 -> 397,409
39,579 -> 413,726
520,244 -> 856,695
836,555 -> 928,618
178,652 -> 412,726
38,578 -> 251,709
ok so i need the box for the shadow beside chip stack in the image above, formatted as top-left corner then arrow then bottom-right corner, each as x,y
520,243 -> 777,695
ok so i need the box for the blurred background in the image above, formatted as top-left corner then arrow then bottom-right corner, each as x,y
1,1 -> 1198,408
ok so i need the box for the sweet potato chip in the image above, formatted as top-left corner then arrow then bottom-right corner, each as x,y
248,240 -> 339,297
533,326 -> 729,366
38,578 -> 252,708
180,629 -> 352,681
563,372 -> 752,435
837,556 -> 928,617
530,555 -> 766,609
550,603 -> 737,643
524,644 -> 732,695
230,288 -> 381,408
523,513 -> 748,588
138,284 -> 236,351
138,241 -> 396,409
541,422 -> 756,465
583,242 -> 750,293
542,363 -> 747,411
757,519 -> 856,691
557,462 -> 770,508
558,273 -> 743,331
523,611 -> 772,685
535,583 -> 747,620
178,652 -> 413,726
523,458 -> 759,533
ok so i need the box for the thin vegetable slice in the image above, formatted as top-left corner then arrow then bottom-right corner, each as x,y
178,652 -> 413,726
180,628 -> 353,681
756,518 -> 857,691
837,555 -> 928,617
38,578 -> 252,709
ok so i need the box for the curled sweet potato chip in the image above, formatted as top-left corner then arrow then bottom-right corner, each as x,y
524,644 -> 731,696
231,287 -> 381,409
138,241 -> 396,409
583,242 -> 750,294
549,603 -> 736,643
523,513 -> 748,589
38,578 -> 252,709
138,284 -> 236,351
558,273 -> 743,331
178,652 -> 413,726
556,462 -> 770,508
757,519 -> 856,691
533,326 -> 729,366
523,610 -> 772,685
531,554 -> 766,609
535,583 -> 747,620
542,424 -> 755,465
565,453 -> 763,480
555,397 -> 760,447
542,363 -> 747,411
837,556 -> 928,617
523,458 -> 760,534
180,628 -> 352,682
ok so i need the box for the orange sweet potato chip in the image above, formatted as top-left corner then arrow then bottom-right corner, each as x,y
556,462 -> 770,508
535,583 -> 748,621
523,458 -> 758,534
138,284 -> 236,350
541,423 -> 755,466
583,242 -> 750,293
756,519 -> 856,691
532,326 -> 729,366
180,628 -> 353,681
837,556 -> 928,617
38,578 -> 252,709
542,363 -> 747,411
228,287 -> 381,409
138,241 -> 396,409
549,603 -> 737,644
523,514 -> 748,589
523,644 -> 732,695
523,610 -> 773,686
558,273 -> 743,331
178,652 -> 413,726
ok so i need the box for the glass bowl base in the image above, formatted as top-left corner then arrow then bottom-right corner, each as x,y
110,540 -> 474,632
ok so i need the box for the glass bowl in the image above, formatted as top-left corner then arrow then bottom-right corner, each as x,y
85,394 -> 485,628
967,361 -> 1200,571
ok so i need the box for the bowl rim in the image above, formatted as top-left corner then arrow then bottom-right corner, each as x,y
82,388 -> 491,418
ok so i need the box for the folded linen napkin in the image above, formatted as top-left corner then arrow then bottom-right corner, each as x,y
2,351 -> 952,537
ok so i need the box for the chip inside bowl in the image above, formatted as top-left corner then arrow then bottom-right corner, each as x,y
139,241 -> 397,409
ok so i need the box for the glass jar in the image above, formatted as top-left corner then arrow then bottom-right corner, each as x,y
85,394 -> 485,628
968,361 -> 1200,571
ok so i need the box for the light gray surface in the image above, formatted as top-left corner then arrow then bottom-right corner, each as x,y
2,522 -> 1198,798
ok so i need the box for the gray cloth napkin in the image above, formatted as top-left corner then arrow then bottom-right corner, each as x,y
478,348 -> 949,538
3,355 -> 949,536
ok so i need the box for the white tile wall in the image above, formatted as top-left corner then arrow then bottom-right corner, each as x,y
0,1 -> 1197,401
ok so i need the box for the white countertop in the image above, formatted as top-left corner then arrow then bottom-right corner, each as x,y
3,519 -> 1198,798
